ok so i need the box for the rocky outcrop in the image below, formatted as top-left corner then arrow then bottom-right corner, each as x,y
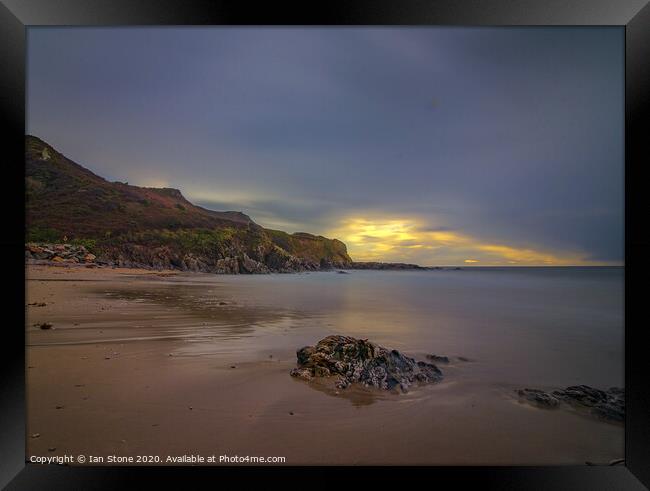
516,385 -> 624,422
25,240 -> 343,274
516,388 -> 561,408
25,243 -> 97,264
290,335 -> 443,392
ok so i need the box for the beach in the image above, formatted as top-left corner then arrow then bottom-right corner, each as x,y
26,264 -> 624,465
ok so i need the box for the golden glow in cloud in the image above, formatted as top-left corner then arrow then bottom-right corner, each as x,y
327,217 -> 600,266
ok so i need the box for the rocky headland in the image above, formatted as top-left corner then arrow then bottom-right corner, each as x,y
25,135 -> 353,273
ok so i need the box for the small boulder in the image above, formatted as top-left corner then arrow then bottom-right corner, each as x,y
290,335 -> 443,392
28,245 -> 44,254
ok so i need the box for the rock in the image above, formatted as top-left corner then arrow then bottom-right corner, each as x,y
337,270 -> 349,274
239,253 -> 269,274
289,335 -> 443,392
516,385 -> 624,422
38,322 -> 53,330
426,354 -> 450,363
290,367 -> 313,380
216,257 -> 239,274
30,433 -> 40,438
553,385 -> 607,407
84,253 -> 96,262
51,256 -> 64,263
516,388 -> 560,408
554,385 -> 625,422
28,245 -> 44,254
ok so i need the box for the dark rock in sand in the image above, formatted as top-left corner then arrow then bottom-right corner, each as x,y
516,388 -> 561,408
290,335 -> 443,392
554,385 -> 625,422
516,385 -> 624,422
38,322 -> 53,330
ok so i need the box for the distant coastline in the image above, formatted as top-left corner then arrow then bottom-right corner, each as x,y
25,243 -> 622,274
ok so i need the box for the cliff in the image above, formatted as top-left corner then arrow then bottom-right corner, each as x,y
25,135 -> 352,273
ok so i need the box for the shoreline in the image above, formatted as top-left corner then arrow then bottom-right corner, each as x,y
26,264 -> 623,465
26,257 -> 623,277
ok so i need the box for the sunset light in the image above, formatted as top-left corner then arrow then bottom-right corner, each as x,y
327,217 -> 600,266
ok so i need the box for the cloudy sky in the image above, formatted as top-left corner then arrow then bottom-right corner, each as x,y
27,27 -> 623,266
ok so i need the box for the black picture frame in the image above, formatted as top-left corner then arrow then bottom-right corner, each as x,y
1,1 -> 648,489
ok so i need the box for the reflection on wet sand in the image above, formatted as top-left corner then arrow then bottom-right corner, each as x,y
28,278 -> 313,349
290,375 -> 382,407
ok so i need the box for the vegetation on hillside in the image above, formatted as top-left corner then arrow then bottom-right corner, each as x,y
25,135 -> 352,271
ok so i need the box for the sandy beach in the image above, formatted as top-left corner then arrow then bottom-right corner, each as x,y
26,264 -> 624,465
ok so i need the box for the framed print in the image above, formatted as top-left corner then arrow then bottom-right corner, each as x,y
1,0 -> 648,489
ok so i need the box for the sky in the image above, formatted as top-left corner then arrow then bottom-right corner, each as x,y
27,27 -> 624,266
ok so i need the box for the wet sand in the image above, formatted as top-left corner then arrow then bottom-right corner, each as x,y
26,264 -> 624,465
